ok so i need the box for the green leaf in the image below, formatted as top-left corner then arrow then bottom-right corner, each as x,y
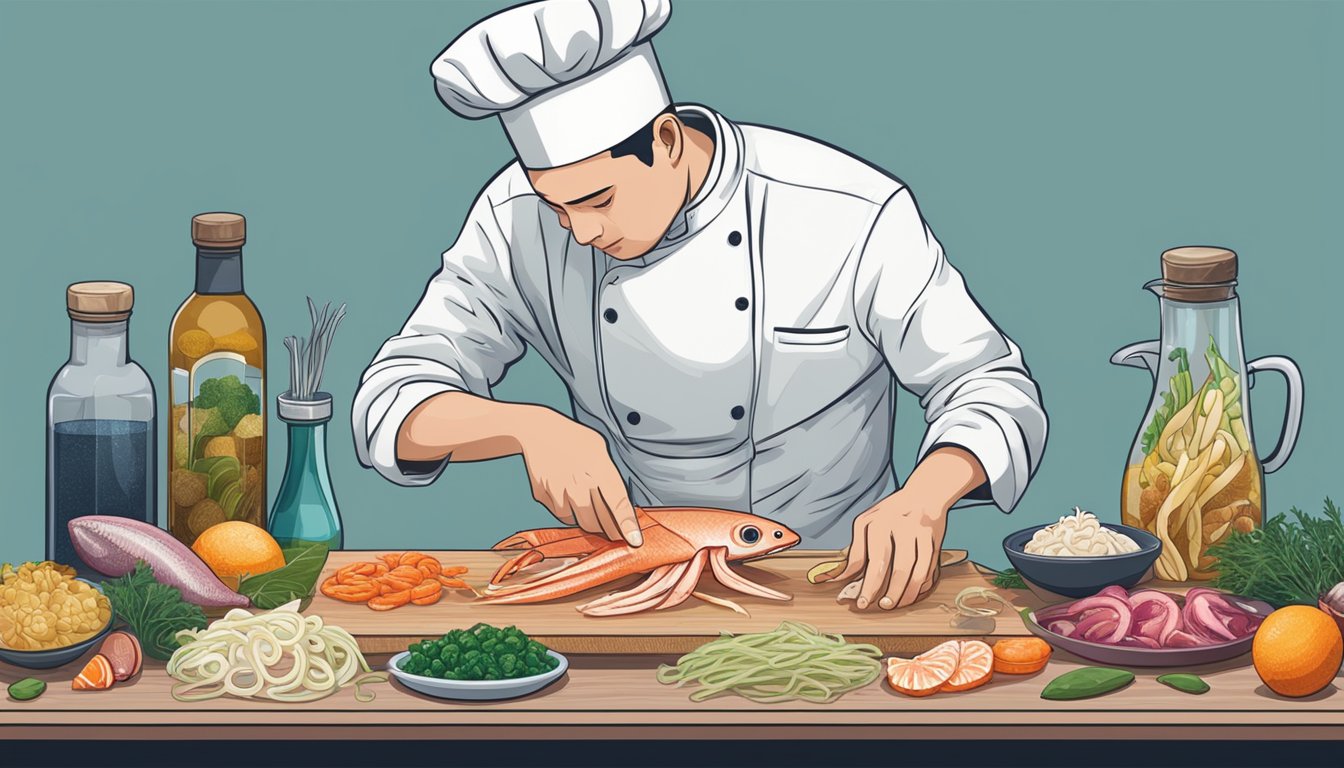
1157,673 -> 1210,695
238,542 -> 330,610
1041,667 -> 1135,701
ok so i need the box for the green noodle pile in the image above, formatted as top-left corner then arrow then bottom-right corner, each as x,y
656,621 -> 882,704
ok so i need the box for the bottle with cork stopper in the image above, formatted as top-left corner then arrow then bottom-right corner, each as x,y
47,282 -> 157,577
1112,246 -> 1304,582
168,212 -> 268,547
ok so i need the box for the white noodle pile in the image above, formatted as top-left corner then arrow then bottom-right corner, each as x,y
167,601 -> 385,703
1025,507 -> 1140,557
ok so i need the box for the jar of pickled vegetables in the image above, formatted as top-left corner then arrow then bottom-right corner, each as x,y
168,213 -> 268,547
1112,247 -> 1303,581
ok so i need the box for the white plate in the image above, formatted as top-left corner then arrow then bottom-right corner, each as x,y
387,649 -> 569,701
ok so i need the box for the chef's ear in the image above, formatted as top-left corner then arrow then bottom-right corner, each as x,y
654,113 -> 685,165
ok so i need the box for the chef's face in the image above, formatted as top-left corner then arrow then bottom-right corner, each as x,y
528,114 -> 691,260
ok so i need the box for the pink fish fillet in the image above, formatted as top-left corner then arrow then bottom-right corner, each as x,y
68,516 -> 249,608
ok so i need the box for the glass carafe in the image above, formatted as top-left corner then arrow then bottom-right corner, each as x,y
1112,247 -> 1303,581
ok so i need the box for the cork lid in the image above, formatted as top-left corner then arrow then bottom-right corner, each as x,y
1160,246 -> 1238,302
67,281 -> 134,322
192,212 -> 246,248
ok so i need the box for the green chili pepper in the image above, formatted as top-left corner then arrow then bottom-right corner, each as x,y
1157,673 -> 1210,695
8,678 -> 46,701
1040,667 -> 1135,701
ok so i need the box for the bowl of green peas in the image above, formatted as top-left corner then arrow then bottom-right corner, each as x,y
387,623 -> 568,701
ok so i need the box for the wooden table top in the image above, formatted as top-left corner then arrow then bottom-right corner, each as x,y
4,548 -> 1338,741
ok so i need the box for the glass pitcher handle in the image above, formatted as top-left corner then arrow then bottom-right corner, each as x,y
1110,340 -> 1161,377
1245,355 -> 1304,474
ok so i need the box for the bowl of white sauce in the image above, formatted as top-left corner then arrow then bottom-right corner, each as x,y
1003,508 -> 1162,598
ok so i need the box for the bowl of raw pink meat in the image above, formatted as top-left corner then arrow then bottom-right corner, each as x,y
1021,585 -> 1272,667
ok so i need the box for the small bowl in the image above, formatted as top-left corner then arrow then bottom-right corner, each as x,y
1003,523 -> 1162,599
0,580 -> 114,670
387,650 -> 569,701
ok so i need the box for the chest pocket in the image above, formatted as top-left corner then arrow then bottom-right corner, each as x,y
773,325 -> 851,346
597,214 -> 755,458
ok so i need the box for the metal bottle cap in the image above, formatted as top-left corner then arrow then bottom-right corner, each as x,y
278,391 -> 332,422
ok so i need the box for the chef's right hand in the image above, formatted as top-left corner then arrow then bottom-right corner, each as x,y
518,407 -> 643,547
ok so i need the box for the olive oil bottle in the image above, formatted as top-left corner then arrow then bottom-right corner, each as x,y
168,213 -> 267,546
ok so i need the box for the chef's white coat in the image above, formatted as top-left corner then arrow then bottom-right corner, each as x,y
353,105 -> 1048,547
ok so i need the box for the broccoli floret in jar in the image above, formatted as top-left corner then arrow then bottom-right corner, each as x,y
193,375 -> 261,432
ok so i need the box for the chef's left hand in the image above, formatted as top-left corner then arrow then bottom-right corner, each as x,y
828,488 -> 950,610
817,446 -> 987,610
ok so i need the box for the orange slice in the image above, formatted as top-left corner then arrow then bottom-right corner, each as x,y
941,640 -> 995,692
72,654 -> 115,691
886,640 -> 961,697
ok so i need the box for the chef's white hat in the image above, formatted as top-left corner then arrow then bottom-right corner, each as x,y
432,0 -> 673,169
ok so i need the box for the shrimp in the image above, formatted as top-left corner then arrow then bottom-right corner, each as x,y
318,553 -> 471,611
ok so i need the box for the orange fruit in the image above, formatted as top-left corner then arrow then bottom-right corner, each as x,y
191,521 -> 286,588
886,640 -> 961,697
1252,605 -> 1343,698
993,637 -> 1053,675
942,640 -> 994,692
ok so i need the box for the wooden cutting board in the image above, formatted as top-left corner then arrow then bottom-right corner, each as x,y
311,550 -> 1045,655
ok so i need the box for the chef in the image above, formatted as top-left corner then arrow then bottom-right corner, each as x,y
353,0 -> 1048,610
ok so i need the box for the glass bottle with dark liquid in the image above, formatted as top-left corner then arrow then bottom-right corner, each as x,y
46,282 -> 157,577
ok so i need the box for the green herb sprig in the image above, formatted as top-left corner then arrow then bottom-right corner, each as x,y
991,568 -> 1027,590
1208,499 -> 1344,607
100,562 -> 208,661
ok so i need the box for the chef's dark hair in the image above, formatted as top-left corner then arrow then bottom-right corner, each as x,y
607,106 -> 713,166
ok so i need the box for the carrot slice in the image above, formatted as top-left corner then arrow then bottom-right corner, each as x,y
72,654 -> 115,691
941,640 -> 995,692
992,637 -> 1052,675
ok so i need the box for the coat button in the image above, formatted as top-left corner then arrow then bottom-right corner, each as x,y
627,411 -> 641,425
604,308 -> 618,323
728,231 -> 742,246
735,297 -> 749,311
731,405 -> 745,420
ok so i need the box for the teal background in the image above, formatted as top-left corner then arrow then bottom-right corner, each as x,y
1,0 -> 1338,569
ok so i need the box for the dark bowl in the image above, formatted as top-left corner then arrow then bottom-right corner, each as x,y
1003,523 -> 1162,599
0,579 -> 114,669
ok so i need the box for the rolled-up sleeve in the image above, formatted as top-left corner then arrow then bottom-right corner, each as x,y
352,185 -> 534,486
854,187 -> 1047,512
